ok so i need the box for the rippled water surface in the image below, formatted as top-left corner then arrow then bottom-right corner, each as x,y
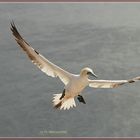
1,3 -> 140,137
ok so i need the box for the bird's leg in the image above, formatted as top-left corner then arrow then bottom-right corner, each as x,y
59,89 -> 65,100
77,95 -> 86,104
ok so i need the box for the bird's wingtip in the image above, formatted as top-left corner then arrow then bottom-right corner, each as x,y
10,20 -> 16,30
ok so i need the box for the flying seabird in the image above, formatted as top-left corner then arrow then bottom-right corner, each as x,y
11,22 -> 140,110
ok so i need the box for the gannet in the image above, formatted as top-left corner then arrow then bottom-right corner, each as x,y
11,22 -> 140,110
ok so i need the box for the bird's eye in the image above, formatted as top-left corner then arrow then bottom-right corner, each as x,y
87,72 -> 91,75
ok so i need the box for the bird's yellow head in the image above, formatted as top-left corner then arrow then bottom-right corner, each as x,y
80,67 -> 98,78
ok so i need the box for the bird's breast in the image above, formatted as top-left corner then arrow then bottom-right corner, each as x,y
66,77 -> 88,94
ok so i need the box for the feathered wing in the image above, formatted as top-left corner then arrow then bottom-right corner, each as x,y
10,22 -> 72,85
89,77 -> 140,88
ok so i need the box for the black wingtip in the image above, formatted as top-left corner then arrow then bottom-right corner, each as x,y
10,20 -> 15,27
10,20 -> 16,31
10,21 -> 24,41
10,21 -> 30,47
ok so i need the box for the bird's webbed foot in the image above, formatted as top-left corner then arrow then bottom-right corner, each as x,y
59,89 -> 65,100
77,95 -> 86,104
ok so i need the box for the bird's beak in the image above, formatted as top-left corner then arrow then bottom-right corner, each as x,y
88,72 -> 98,78
91,73 -> 98,78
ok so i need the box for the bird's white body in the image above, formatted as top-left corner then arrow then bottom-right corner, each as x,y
66,75 -> 89,97
53,72 -> 90,110
11,22 -> 140,110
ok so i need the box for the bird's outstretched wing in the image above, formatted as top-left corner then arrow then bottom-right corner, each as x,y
89,77 -> 140,88
10,22 -> 72,85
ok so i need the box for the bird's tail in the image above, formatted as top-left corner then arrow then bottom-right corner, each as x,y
52,93 -> 76,110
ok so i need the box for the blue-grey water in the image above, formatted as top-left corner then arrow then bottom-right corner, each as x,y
1,3 -> 140,137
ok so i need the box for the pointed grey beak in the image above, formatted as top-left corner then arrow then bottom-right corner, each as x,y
87,72 -> 98,78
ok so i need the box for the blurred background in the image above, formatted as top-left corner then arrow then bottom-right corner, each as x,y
0,3 -> 140,137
